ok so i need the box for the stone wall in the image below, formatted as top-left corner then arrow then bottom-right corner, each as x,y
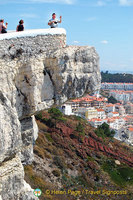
0,34 -> 66,60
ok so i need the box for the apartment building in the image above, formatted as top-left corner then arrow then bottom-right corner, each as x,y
88,118 -> 107,128
107,117 -> 125,130
105,103 -> 115,113
102,82 -> 133,90
85,107 -> 98,120
115,103 -> 125,115
109,90 -> 133,102
107,112 -> 119,118
96,109 -> 106,119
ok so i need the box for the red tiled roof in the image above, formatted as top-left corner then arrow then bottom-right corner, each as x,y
128,127 -> 133,132
106,104 -> 114,107
97,109 -> 104,112
89,118 -> 102,122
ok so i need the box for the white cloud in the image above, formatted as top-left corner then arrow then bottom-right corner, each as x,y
73,40 -> 79,44
87,17 -> 97,22
95,0 -> 106,6
29,0 -> 76,4
0,0 -> 76,4
20,13 -> 39,18
119,0 -> 133,6
94,0 -> 114,7
100,40 -> 109,44
97,1 -> 106,6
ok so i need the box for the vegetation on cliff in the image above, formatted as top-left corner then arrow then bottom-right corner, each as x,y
101,71 -> 133,83
108,96 -> 120,104
24,108 -> 133,200
95,122 -> 115,138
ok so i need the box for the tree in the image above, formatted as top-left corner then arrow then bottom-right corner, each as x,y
108,96 -> 118,104
76,122 -> 85,136
48,107 -> 63,120
95,122 -> 115,138
76,122 -> 84,132
48,107 -> 63,127
101,71 -> 133,83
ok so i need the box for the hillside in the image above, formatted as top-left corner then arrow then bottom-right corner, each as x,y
101,71 -> 133,83
24,109 -> 133,200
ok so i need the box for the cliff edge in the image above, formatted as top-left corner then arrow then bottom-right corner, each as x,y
0,28 -> 101,199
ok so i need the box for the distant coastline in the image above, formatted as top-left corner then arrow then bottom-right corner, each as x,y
101,70 -> 133,74
101,71 -> 133,83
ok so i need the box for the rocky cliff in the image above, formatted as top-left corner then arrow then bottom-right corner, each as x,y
0,28 -> 101,200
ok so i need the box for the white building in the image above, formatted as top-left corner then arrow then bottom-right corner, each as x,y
127,127 -> 133,145
105,104 -> 115,113
115,126 -> 133,146
97,109 -> 106,119
109,90 -> 130,102
88,118 -> 107,128
101,82 -> 133,90
115,103 -> 125,115
85,107 -> 98,120
107,117 -> 125,130
61,104 -> 72,115
107,112 -> 119,118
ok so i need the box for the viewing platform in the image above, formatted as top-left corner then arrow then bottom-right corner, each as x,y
0,28 -> 66,57
0,28 -> 66,40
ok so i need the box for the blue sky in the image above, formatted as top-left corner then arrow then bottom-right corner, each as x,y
0,0 -> 133,72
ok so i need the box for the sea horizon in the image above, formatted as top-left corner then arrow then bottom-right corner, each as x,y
101,70 -> 133,74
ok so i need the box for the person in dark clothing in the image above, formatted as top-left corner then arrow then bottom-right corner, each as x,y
16,20 -> 24,32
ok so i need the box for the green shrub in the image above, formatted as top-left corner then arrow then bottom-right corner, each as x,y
75,116 -> 82,121
34,145 -> 45,159
102,159 -> 133,186
53,156 -> 66,170
45,133 -> 54,143
35,112 -> 43,120
52,169 -> 61,177
87,156 -> 95,161
76,122 -> 85,136
108,96 -> 118,104
95,122 -> 115,138
48,107 -> 63,120
57,116 -> 67,122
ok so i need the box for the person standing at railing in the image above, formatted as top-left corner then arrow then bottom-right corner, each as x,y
16,19 -> 24,32
48,13 -> 62,28
0,19 -> 8,34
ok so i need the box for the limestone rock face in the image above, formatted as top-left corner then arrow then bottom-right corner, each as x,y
0,29 -> 101,199
0,155 -> 37,200
20,116 -> 38,165
0,91 -> 22,163
44,46 -> 101,104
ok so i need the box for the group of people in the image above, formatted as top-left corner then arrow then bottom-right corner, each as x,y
0,13 -> 62,34
0,19 -> 24,34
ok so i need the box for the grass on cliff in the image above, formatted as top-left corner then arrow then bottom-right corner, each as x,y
102,159 -> 133,187
24,165 -> 54,200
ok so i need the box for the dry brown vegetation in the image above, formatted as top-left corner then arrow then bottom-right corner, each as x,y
24,109 -> 133,200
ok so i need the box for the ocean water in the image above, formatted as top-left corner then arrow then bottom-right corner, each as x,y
101,70 -> 133,74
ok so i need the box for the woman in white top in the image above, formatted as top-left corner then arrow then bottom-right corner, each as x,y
0,19 -> 8,34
